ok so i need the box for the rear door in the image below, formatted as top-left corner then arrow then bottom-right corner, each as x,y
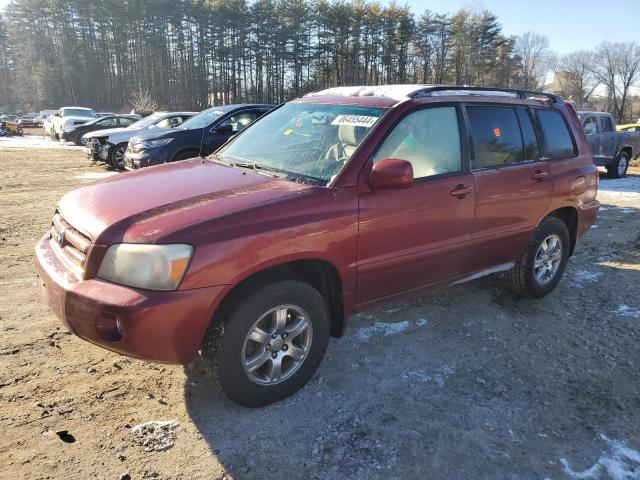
465,104 -> 553,272
357,104 -> 475,305
598,115 -> 617,163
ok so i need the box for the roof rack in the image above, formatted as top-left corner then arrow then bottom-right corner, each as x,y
409,85 -> 564,104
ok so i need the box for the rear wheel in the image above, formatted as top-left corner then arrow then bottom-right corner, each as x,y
201,279 -> 330,407
508,216 -> 570,298
108,143 -> 128,170
607,152 -> 629,179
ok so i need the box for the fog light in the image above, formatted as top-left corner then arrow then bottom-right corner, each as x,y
96,314 -> 123,342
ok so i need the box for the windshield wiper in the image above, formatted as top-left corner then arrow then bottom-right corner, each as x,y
231,160 -> 289,179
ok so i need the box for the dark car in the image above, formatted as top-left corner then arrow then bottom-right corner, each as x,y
578,111 -> 640,178
123,104 -> 273,170
36,85 -> 598,407
61,114 -> 142,146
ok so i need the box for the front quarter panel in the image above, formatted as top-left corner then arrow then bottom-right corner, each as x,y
164,187 -> 359,313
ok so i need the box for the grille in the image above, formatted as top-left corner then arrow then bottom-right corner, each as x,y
50,211 -> 91,274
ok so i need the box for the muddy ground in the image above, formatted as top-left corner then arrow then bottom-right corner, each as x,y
1,136 -> 640,480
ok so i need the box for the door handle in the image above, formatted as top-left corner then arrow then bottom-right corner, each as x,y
532,171 -> 549,181
450,185 -> 473,198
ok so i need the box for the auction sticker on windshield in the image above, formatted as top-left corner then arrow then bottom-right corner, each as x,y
331,115 -> 378,128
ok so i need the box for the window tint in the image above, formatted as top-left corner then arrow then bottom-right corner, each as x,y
97,117 -> 117,127
599,116 -> 613,132
582,116 -> 598,135
373,106 -> 462,179
467,106 -> 524,168
220,111 -> 258,132
119,117 -> 136,127
156,116 -> 184,128
534,109 -> 576,160
516,108 -> 540,160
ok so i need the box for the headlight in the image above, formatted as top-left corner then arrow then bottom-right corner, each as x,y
135,138 -> 173,149
97,244 -> 193,291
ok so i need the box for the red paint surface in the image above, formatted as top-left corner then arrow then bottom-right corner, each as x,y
35,93 -> 598,363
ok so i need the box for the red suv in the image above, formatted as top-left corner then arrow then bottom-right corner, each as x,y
35,85 -> 599,406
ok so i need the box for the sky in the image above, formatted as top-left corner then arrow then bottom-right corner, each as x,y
0,0 -> 638,54
386,0 -> 640,54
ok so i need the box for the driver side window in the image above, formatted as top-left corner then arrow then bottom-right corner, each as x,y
373,107 -> 462,179
582,116 -> 598,135
220,112 -> 258,132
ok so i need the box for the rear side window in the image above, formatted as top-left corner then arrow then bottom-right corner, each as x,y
516,108 -> 540,160
467,106 -> 524,168
373,106 -> 462,179
534,109 -> 576,160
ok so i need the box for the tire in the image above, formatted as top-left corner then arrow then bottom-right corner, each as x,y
173,150 -> 200,162
607,152 -> 629,179
508,216 -> 570,298
76,134 -> 87,146
108,143 -> 128,170
201,279 -> 330,407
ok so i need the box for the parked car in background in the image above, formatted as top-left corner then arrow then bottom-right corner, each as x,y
123,104 -> 273,170
43,115 -> 56,137
16,116 -> 41,128
617,123 -> 640,133
61,114 -> 141,145
33,110 -> 57,126
0,114 -> 17,122
578,111 -> 640,178
96,112 -> 115,117
35,85 -> 598,407
83,111 -> 196,168
51,107 -> 97,140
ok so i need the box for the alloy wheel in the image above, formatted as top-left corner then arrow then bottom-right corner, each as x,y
533,234 -> 563,286
241,305 -> 313,385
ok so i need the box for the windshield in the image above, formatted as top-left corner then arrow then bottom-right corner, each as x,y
127,115 -> 161,130
180,109 -> 226,129
61,108 -> 95,117
217,103 -> 385,185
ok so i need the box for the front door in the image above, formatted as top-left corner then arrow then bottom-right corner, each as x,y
356,105 -> 474,305
465,105 -> 553,271
598,115 -> 617,163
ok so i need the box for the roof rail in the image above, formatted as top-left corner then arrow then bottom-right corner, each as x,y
409,85 -> 564,104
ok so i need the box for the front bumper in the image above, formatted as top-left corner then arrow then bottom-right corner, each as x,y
124,149 -> 168,170
61,130 -> 77,142
87,142 -> 110,162
35,234 -> 224,364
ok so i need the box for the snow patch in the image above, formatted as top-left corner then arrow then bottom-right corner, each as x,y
560,434 -> 640,480
402,364 -> 455,387
131,420 -> 178,452
0,135 -> 84,150
71,172 -> 119,180
571,269 -> 603,288
613,305 -> 640,319
416,318 -> 429,327
598,176 -> 640,202
355,321 -> 409,341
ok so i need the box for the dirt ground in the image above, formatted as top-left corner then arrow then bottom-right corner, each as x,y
1,136 -> 640,480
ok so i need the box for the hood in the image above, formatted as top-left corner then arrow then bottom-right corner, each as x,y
58,159 -> 313,244
130,126 -> 199,142
61,116 -> 95,123
83,127 -> 131,139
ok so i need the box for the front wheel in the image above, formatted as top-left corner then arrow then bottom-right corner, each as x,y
108,143 -> 128,170
201,280 -> 330,407
508,216 -> 570,298
607,152 -> 629,179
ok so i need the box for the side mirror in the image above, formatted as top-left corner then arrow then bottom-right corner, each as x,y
214,124 -> 234,134
369,158 -> 413,190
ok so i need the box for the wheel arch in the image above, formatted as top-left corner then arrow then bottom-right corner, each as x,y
544,206 -> 578,256
207,258 -> 346,343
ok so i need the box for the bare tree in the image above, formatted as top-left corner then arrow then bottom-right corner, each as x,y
555,51 -> 600,109
129,85 -> 159,114
515,32 -> 554,90
591,42 -> 640,122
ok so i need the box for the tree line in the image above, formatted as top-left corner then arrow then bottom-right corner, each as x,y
0,0 -> 638,121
